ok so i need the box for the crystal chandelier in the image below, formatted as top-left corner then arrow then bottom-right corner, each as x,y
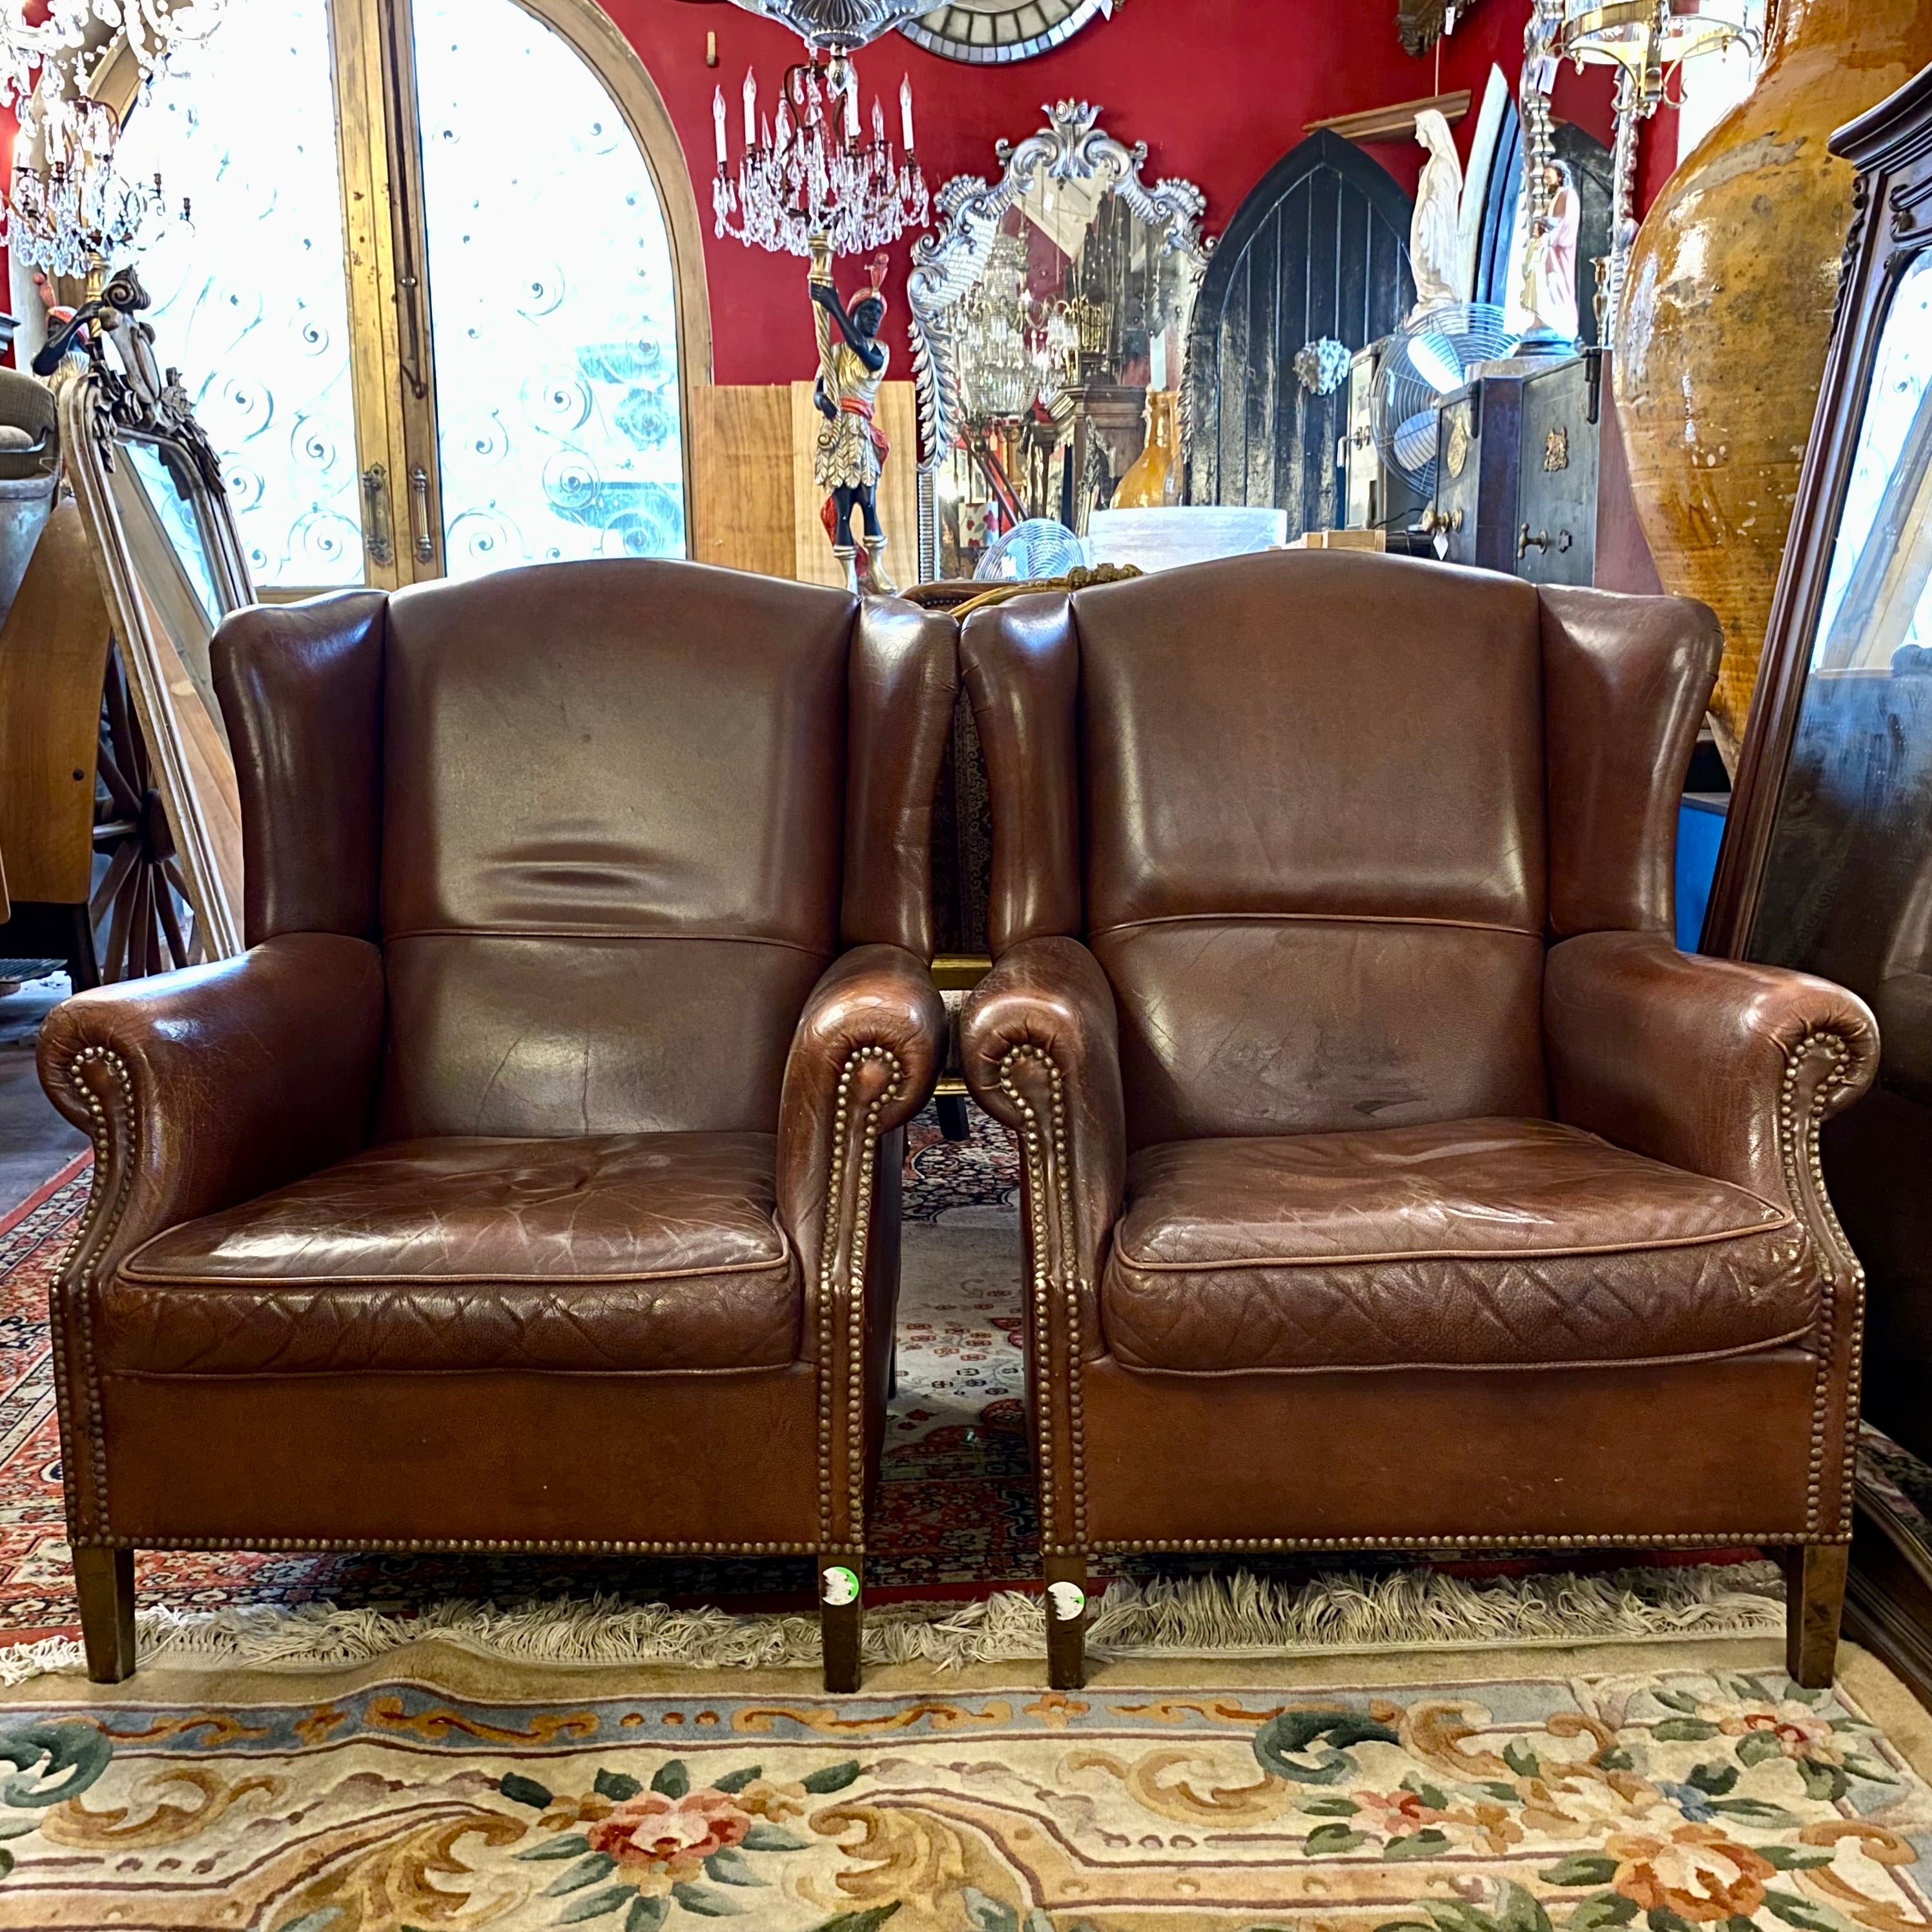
9,96 -> 158,277
2,0 -> 223,274
1559,0 -> 1752,323
720,0 -> 934,56
2,0 -> 226,142
952,233 -> 1087,424
713,55 -> 928,259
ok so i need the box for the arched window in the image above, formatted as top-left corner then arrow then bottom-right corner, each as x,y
116,0 -> 710,593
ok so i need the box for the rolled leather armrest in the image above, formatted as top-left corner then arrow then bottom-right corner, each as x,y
776,941 -> 947,1300
960,935 -> 1126,1353
1545,929 -> 1878,1219
777,943 -> 947,1210
777,943 -> 945,1552
37,932 -> 385,1287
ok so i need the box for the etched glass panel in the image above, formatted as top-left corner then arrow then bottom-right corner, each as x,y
118,0 -> 363,588
413,0 -> 687,577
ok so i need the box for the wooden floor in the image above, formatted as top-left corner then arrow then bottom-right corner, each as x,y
0,976 -> 86,1213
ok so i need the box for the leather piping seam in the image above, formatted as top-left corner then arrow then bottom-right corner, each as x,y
1087,1532 -> 1844,1553
998,1042 -> 1087,1554
1100,1326 -> 1821,1377
118,1248 -> 799,1290
814,1043 -> 904,1558
383,929 -> 833,958
98,1362 -> 805,1382
1111,1212 -> 1797,1272
74,1536 -> 819,1554
1779,1028 -> 1861,1543
1091,912 -> 1543,942
55,1047 -> 138,1537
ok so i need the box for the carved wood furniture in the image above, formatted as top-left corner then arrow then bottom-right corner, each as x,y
37,560 -> 954,1692
959,549 -> 1878,1692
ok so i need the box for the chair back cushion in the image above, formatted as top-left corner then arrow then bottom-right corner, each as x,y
1079,553 -> 1550,1142
376,561 -> 859,1138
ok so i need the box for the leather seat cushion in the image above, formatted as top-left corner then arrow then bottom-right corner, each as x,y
1104,1118 -> 1814,1373
107,1132 -> 798,1375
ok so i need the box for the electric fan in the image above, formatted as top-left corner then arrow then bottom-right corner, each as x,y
975,517 -> 1089,582
1370,303 -> 1521,500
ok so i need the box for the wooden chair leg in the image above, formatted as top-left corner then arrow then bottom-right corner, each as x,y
74,1547 -> 136,1683
820,1555 -> 863,1694
1045,1553 -> 1089,1691
1785,1543 -> 1848,1689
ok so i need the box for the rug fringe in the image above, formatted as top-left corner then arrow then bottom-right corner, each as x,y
0,1560 -> 1786,1687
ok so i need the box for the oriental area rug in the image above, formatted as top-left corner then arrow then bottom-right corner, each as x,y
0,1648 -> 1926,1929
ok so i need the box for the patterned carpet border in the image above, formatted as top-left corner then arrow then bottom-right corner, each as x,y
0,1657 -> 1926,1929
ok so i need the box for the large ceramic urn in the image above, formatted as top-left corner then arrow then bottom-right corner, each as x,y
1614,0 -> 1932,765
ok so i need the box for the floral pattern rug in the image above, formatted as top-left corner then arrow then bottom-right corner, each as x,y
0,1661 -> 1926,1929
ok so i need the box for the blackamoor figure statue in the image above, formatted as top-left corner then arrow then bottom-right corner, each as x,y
811,239 -> 894,593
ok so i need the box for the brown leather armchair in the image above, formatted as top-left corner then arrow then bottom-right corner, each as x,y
958,551 -> 1880,1690
39,560 -> 955,1690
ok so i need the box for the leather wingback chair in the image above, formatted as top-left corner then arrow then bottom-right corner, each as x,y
39,560 -> 956,1690
958,551 -> 1879,1690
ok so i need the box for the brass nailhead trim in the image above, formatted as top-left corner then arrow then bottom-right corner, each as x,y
1091,1532 -> 1845,1554
1777,1029 -> 1862,1542
814,1044 -> 903,1558
80,1536 -> 818,1555
999,1043 -> 1087,1552
56,1048 -> 138,1539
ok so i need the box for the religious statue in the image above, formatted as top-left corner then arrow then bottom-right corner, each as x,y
810,238 -> 894,594
1408,108 -> 1464,322
1521,159 -> 1581,347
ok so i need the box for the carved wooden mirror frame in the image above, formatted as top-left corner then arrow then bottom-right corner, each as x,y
56,267 -> 253,966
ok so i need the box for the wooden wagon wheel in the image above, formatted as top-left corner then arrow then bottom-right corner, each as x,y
90,640 -> 198,981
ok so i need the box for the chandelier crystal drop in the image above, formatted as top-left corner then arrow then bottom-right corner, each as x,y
713,55 -> 928,260
3,0 -> 223,272
9,96 -> 158,276
1,0 -> 226,142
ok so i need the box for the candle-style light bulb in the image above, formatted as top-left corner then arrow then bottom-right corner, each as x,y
713,87 -> 728,167
743,68 -> 757,147
845,60 -> 860,140
900,76 -> 914,153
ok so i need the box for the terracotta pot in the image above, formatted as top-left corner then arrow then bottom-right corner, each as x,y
1613,0 -> 1932,765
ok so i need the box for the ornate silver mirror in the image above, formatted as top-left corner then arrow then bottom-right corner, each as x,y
53,267 -> 252,967
907,101 -> 1212,581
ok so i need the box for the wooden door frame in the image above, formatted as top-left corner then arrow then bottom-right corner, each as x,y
1181,128 -> 1415,515
333,0 -> 713,585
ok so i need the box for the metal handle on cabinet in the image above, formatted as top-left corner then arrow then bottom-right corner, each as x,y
409,465 -> 435,564
360,464 -> 395,567
1518,524 -> 1550,559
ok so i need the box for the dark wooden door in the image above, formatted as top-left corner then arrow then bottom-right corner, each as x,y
1182,130 -> 1415,534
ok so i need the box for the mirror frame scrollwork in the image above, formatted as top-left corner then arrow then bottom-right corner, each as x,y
905,99 -> 1214,581
54,266 -> 253,965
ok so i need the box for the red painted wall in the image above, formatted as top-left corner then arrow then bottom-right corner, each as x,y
597,0 -> 1678,385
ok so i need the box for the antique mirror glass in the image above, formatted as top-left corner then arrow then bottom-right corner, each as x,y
907,103 -> 1211,581
58,272 -> 254,970
1716,88 -> 1932,1468
1745,253 -> 1932,974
